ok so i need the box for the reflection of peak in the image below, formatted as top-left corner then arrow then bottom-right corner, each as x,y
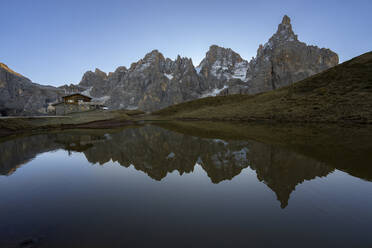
81,125 -> 251,183
75,126 -> 335,200
250,143 -> 333,208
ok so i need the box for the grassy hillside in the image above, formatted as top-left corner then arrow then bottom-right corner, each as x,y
154,52 -> 372,124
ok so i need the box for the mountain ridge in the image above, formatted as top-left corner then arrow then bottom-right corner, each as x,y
62,15 -> 338,111
1,15 -> 339,115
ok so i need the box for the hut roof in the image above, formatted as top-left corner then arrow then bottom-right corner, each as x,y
62,93 -> 92,100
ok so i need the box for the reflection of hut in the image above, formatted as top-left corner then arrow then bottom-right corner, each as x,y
55,133 -> 109,152
52,93 -> 104,115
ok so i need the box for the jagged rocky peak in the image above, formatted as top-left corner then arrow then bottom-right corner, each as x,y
281,14 -> 291,25
114,66 -> 127,74
129,50 -> 196,78
274,15 -> 298,42
246,15 -> 339,94
144,49 -> 165,61
204,45 -> 244,65
260,15 -> 298,53
129,49 -> 167,72
59,83 -> 85,95
79,68 -> 108,88
172,55 -> 194,73
197,45 -> 249,82
108,66 -> 127,81
198,45 -> 245,70
75,67 -> 114,99
94,68 -> 108,79
175,54 -> 193,64
81,68 -> 107,81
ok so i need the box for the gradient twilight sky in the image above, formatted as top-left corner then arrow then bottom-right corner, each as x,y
1,0 -> 371,86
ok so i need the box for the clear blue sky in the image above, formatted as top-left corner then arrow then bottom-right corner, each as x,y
1,0 -> 371,86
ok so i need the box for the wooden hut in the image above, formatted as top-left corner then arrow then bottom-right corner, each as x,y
62,93 -> 92,104
52,93 -> 104,115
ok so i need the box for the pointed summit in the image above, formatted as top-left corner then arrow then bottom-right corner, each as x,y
281,15 -> 291,25
271,15 -> 297,42
142,49 -> 165,65
94,68 -> 108,79
144,49 -> 164,59
277,15 -> 293,32
202,45 -> 244,66
128,49 -> 166,71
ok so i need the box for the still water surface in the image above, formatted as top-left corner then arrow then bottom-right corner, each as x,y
0,124 -> 371,247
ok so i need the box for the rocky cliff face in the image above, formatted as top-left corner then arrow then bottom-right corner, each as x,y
74,50 -> 204,111
196,45 -> 250,93
0,63 -> 63,116
107,51 -> 203,111
68,15 -> 338,111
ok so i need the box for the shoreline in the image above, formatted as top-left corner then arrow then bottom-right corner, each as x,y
1,112 -> 370,138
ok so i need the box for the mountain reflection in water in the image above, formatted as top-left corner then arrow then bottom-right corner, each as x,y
1,123 -> 372,247
1,124 -> 371,210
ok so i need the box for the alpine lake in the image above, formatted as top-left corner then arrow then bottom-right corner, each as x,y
0,121 -> 371,248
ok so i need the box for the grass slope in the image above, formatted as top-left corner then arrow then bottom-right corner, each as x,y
154,52 -> 372,124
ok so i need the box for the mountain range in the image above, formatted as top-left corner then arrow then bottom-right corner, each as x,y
0,15 -> 338,115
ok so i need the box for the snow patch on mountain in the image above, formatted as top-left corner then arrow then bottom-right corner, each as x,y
164,73 -> 173,80
231,62 -> 249,82
232,147 -> 249,162
94,95 -> 110,103
127,105 -> 139,110
201,85 -> 228,98
81,87 -> 93,97
137,62 -> 150,71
